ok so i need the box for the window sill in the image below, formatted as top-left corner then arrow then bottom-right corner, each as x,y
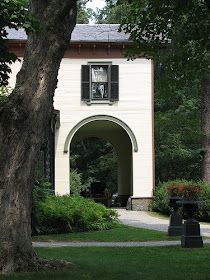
84,100 -> 117,106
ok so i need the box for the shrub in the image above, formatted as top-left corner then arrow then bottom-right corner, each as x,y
150,179 -> 210,220
32,180 -> 54,235
34,195 -> 119,235
70,169 -> 88,196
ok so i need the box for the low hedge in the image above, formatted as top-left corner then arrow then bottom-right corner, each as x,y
150,179 -> 210,221
33,194 -> 119,235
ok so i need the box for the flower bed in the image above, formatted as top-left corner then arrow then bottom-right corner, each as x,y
167,183 -> 201,200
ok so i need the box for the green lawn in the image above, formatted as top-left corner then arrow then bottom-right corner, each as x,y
32,224 -> 177,242
2,246 -> 210,280
148,211 -> 170,219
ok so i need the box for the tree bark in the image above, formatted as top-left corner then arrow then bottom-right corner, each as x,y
0,0 -> 77,274
202,73 -> 210,185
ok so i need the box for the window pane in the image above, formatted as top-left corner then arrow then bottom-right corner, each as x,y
92,83 -> 108,99
92,66 -> 108,82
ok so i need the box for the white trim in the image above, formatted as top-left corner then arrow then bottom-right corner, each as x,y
63,115 -> 138,153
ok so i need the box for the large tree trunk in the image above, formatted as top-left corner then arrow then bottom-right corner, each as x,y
0,0 -> 77,274
202,73 -> 210,185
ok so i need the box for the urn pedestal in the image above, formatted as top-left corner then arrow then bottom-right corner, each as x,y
179,201 -> 203,248
168,197 -> 183,236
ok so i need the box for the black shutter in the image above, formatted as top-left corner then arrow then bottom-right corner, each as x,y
81,65 -> 90,101
110,65 -> 119,101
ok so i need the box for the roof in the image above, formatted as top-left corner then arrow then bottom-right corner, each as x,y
6,24 -> 130,43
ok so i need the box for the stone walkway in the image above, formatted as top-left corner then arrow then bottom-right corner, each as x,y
33,239 -> 210,248
116,209 -> 210,237
33,209 -> 210,248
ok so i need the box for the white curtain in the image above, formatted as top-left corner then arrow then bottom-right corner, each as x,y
92,66 -> 108,82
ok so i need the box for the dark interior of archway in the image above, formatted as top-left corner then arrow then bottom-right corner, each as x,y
70,137 -> 118,197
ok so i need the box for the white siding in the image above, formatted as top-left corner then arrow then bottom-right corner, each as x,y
54,58 -> 153,197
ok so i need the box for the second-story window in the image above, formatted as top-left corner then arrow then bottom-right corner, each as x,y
91,65 -> 108,99
81,63 -> 119,103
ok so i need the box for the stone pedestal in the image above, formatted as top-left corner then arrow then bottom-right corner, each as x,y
168,211 -> 183,236
168,197 -> 183,236
181,218 -> 203,248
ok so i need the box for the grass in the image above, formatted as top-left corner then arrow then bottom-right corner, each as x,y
2,246 -> 210,280
32,224 -> 178,242
148,211 -> 170,219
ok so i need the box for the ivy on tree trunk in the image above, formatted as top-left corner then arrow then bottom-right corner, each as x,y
0,0 -> 77,274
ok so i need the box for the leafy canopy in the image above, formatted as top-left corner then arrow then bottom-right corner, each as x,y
93,0 -> 127,24
0,0 -> 38,86
77,0 -> 94,23
119,0 -> 210,77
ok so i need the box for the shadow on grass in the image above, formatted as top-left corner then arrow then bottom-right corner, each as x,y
2,246 -> 210,280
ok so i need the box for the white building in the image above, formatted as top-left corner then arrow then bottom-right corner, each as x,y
8,24 -> 154,210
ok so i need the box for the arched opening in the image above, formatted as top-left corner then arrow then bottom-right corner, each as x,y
69,118 -> 134,206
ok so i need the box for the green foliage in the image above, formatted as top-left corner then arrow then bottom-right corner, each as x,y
117,0 -> 209,183
70,137 -> 118,194
0,86 -> 12,103
34,195 -> 119,234
94,0 -> 127,24
151,180 -> 210,220
150,180 -> 171,214
119,0 -> 210,74
0,0 -> 39,86
33,180 -> 53,201
154,49 -> 204,182
32,179 -> 54,235
198,183 -> 210,221
77,0 -> 94,23
70,169 -> 88,195
155,110 -> 202,182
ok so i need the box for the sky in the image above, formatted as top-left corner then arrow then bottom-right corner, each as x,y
86,0 -> 106,11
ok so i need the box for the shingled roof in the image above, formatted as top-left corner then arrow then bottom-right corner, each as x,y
7,24 -> 130,43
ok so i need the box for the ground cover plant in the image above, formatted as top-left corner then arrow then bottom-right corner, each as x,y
2,246 -> 210,280
33,224 -> 178,242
